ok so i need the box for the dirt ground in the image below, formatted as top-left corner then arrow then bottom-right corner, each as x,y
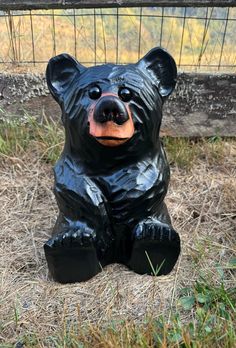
0,141 -> 235,344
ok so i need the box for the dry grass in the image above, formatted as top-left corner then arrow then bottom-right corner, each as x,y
0,130 -> 235,346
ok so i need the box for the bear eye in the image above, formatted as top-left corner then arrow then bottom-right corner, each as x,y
88,85 -> 102,100
118,88 -> 132,102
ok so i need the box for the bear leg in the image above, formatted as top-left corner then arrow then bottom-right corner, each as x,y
128,217 -> 180,276
44,174 -> 114,283
44,222 -> 101,283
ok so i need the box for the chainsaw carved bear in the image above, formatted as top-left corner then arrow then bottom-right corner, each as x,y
44,47 -> 181,283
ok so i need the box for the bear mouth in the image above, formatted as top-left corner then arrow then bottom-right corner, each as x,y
94,136 -> 130,147
96,136 -> 129,140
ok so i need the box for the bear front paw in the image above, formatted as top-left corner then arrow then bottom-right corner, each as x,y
128,218 -> 180,276
134,218 -> 179,244
44,224 -> 96,250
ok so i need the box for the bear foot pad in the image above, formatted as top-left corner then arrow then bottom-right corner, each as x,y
44,227 -> 101,283
129,219 -> 180,276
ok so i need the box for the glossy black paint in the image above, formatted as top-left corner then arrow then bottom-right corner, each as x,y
93,95 -> 129,125
44,47 -> 181,283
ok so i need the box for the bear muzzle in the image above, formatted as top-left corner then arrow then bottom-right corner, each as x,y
93,96 -> 129,125
88,94 -> 134,147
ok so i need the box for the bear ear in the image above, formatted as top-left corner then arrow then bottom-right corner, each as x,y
137,47 -> 177,98
46,53 -> 85,103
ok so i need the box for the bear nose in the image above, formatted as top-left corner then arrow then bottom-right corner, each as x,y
93,96 -> 129,125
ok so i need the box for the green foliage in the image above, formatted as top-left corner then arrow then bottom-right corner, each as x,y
177,275 -> 236,347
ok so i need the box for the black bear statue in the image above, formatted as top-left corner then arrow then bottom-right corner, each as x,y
44,47 -> 181,283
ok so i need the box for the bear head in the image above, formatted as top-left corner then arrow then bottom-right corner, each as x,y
46,47 -> 177,168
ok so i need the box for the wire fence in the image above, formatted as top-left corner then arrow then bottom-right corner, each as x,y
1,7 -> 236,72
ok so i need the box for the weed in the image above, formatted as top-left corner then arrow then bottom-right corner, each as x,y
145,250 -> 166,276
178,275 -> 236,347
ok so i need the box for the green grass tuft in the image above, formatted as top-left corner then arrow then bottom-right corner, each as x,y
0,116 -> 64,163
162,136 -> 227,170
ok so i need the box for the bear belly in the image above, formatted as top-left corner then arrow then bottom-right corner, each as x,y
97,154 -> 170,228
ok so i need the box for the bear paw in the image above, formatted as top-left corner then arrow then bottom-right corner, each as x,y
44,224 -> 101,283
45,225 -> 96,249
128,218 -> 180,276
